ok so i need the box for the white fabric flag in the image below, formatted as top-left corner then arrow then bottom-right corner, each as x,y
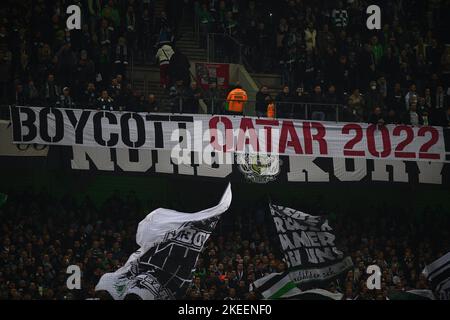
95,183 -> 232,300
422,251 -> 450,300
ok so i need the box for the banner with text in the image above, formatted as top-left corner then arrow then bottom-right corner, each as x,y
10,106 -> 450,164
195,63 -> 229,91
269,204 -> 353,288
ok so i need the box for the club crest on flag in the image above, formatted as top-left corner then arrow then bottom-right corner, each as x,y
237,153 -> 281,184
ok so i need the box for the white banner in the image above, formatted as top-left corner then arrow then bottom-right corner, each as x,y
0,120 -> 48,157
10,106 -> 448,163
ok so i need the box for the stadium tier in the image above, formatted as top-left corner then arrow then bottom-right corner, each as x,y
0,0 -> 450,305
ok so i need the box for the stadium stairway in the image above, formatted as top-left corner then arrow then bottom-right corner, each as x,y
127,0 -> 207,112
176,28 -> 207,63
154,0 -> 165,16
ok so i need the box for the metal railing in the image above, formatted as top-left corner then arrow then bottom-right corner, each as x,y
2,99 -> 345,122
192,6 -> 255,72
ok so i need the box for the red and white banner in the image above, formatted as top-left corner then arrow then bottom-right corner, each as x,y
9,106 -> 449,163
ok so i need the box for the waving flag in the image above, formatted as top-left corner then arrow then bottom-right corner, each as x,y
95,184 -> 232,300
423,252 -> 450,300
250,204 -> 352,299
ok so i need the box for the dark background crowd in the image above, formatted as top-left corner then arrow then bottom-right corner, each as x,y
0,188 -> 448,300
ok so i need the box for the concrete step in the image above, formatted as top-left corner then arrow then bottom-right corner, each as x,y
176,40 -> 200,47
132,65 -> 159,71
180,27 -> 194,32
182,55 -> 206,61
176,39 -> 201,45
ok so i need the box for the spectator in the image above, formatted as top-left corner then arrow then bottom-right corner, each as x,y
196,3 -> 215,48
156,11 -> 173,46
325,84 -> 341,105
15,84 -> 27,105
75,50 -> 95,96
26,81 -> 39,105
368,107 -> 385,126
98,19 -> 114,48
335,54 -> 350,95
371,36 -> 383,66
445,107 -> 450,127
114,37 -> 129,76
169,79 -> 188,113
359,44 -> 376,90
292,86 -> 309,119
366,81 -> 385,115
385,109 -> 401,125
434,85 -> 447,110
143,94 -> 159,113
56,87 -> 75,108
347,88 -> 365,122
109,77 -> 122,101
0,50 -> 11,103
310,85 -> 326,121
304,22 -> 317,53
255,86 -> 271,117
41,74 -> 60,107
403,101 -> 423,126
331,1 -> 348,29
185,81 -> 202,114
139,8 -> 154,63
317,24 -> 335,57
82,83 -> 98,109
169,49 -> 190,87
55,43 -> 77,88
275,85 -> 292,119
204,82 -> 225,114
405,84 -> 418,111
101,0 -> 121,29
125,5 -> 137,53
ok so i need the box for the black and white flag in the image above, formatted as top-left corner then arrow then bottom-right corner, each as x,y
95,184 -> 232,300
269,204 -> 353,288
249,272 -> 343,300
423,252 -> 450,300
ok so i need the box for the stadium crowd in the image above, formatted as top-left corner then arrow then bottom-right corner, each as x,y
0,189 -> 448,300
0,0 -> 449,124
196,0 -> 450,123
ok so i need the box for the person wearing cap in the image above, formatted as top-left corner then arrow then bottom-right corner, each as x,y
223,85 -> 248,115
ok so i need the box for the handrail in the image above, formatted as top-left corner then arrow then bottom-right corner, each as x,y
2,99 -> 346,122
205,32 -> 255,72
